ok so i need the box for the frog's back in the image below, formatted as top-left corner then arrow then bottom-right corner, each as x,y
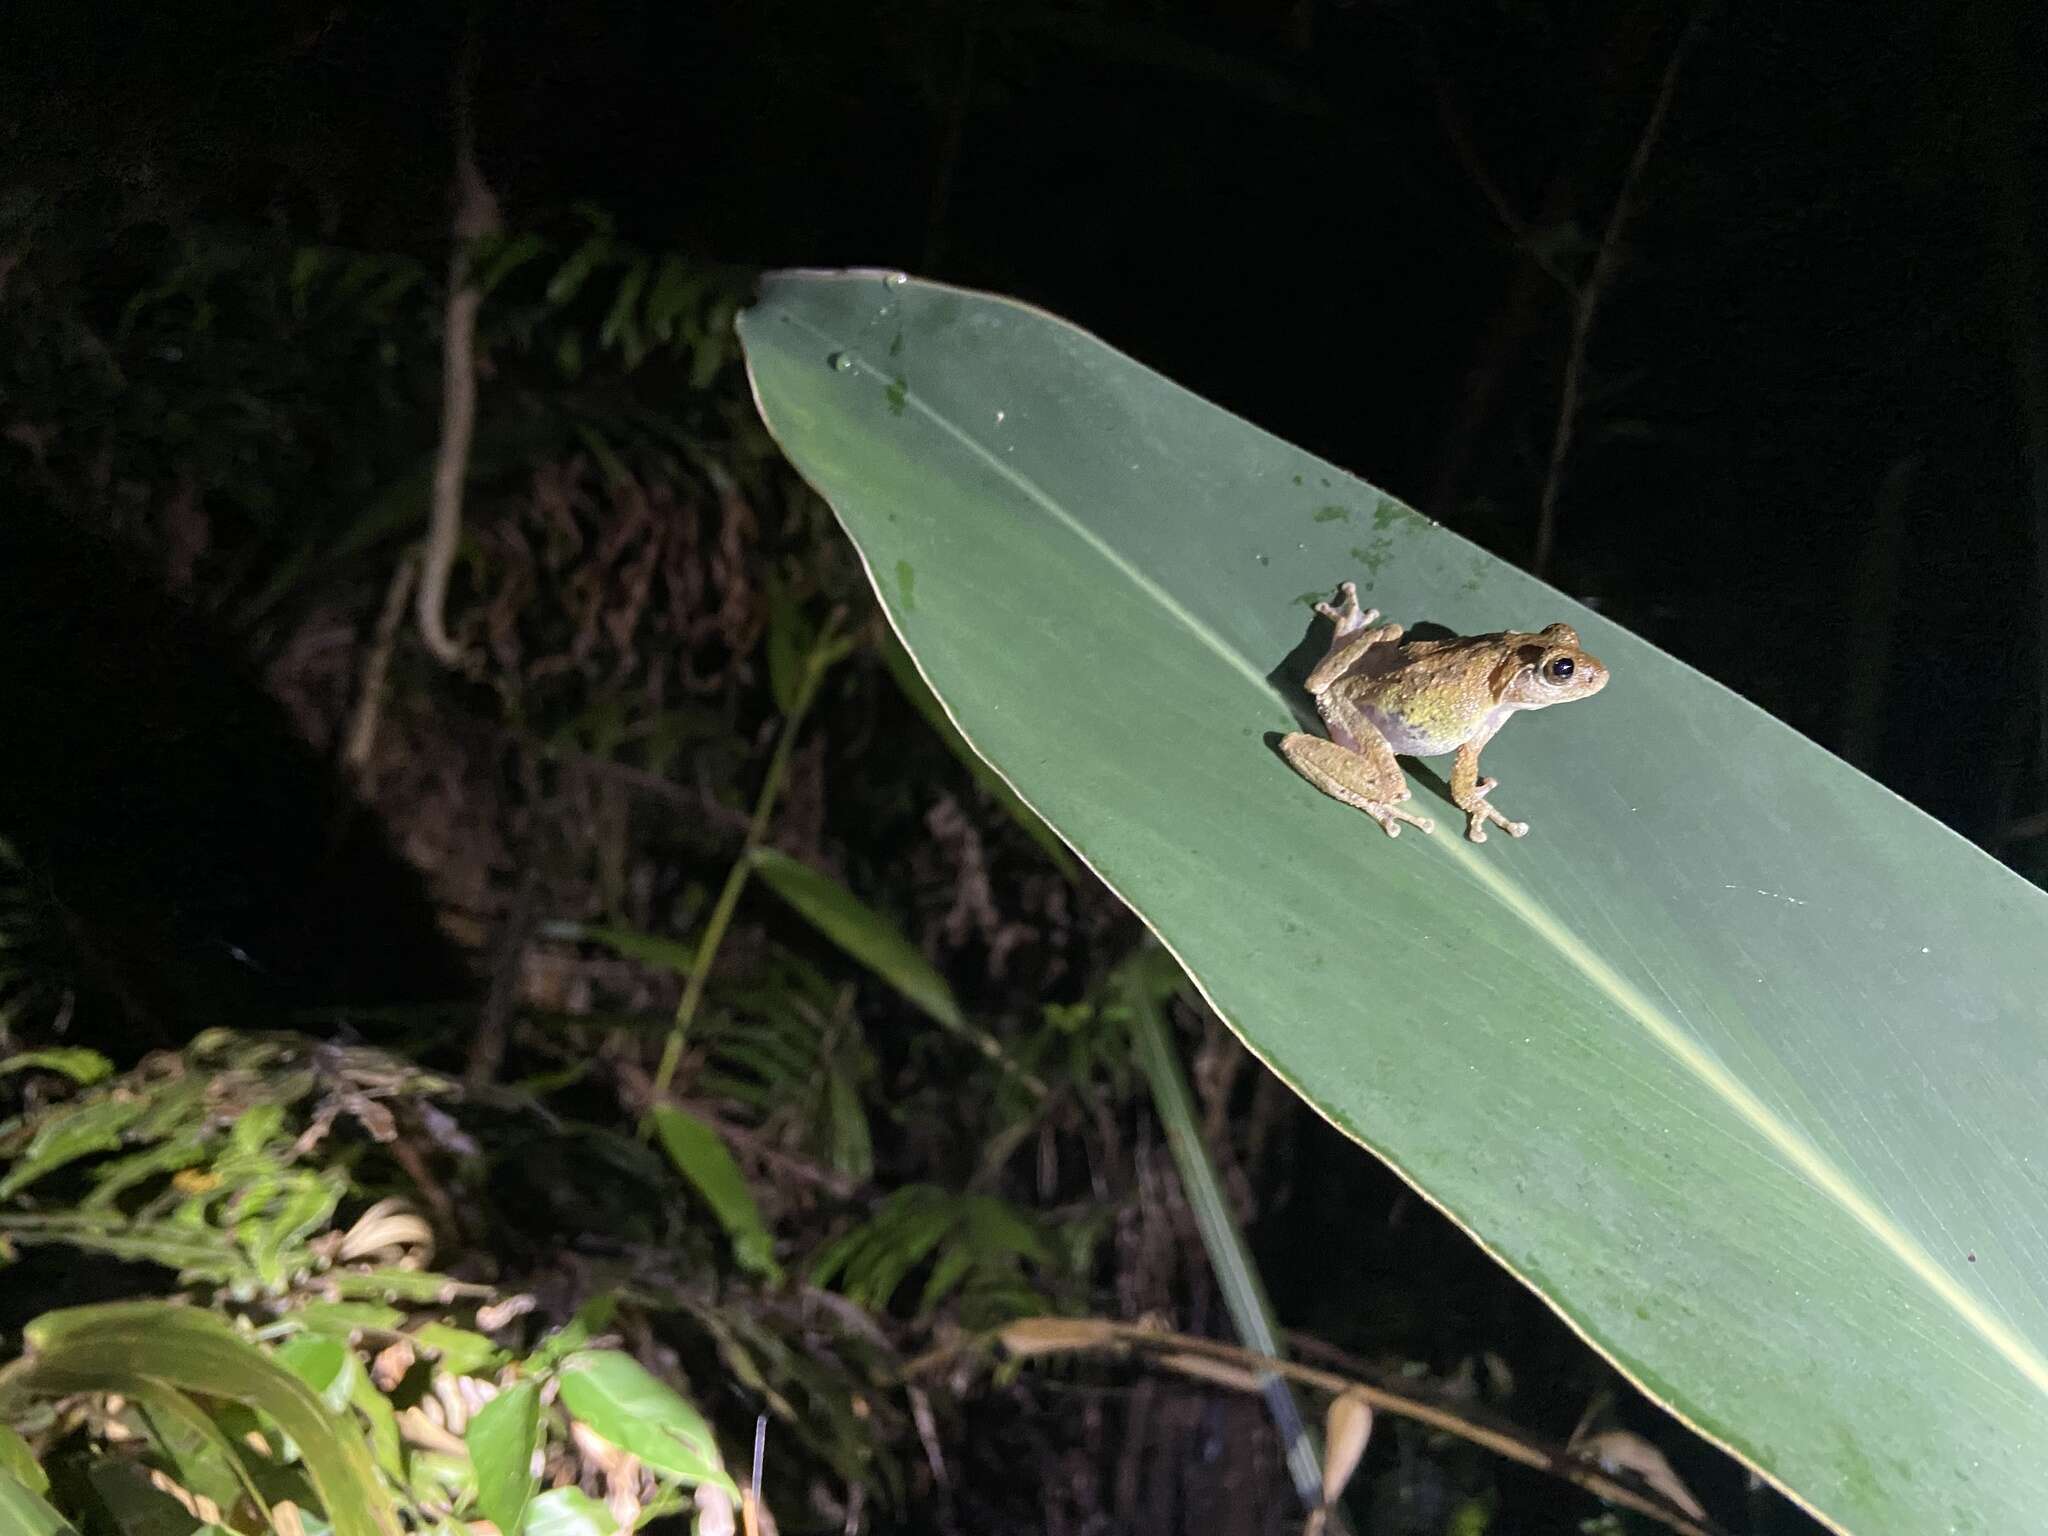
1356,656 -> 1502,757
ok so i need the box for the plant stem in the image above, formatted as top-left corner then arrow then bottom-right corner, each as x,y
1121,952 -> 1329,1520
645,618 -> 842,1121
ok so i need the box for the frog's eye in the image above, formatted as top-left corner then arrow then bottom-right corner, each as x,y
1547,656 -> 1576,682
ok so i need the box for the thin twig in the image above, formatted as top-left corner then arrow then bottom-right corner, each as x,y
343,546 -> 419,779
1532,6 -> 1712,579
2002,807 -> 2048,844
942,1319 -> 1728,1536
1421,33 -> 1543,261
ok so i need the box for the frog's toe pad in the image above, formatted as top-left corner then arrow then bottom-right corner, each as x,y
1376,811 -> 1433,838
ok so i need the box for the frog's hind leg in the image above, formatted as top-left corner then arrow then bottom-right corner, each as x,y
1279,731 -> 1435,838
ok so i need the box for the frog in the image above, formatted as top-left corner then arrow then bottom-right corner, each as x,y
1278,580 -> 1609,842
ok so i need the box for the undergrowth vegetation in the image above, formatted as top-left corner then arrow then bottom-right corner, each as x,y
0,198 -> 1730,1534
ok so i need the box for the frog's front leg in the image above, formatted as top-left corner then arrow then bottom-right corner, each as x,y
1302,581 -> 1406,696
1449,734 -> 1528,843
1280,691 -> 1435,838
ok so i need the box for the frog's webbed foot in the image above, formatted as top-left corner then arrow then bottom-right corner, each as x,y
1280,732 -> 1435,838
1314,580 -> 1403,645
1303,583 -> 1405,694
1314,580 -> 1378,638
1458,781 -> 1529,843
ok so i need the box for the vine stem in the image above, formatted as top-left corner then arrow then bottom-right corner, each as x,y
1532,5 -> 1711,578
418,19 -> 500,666
644,616 -> 845,1122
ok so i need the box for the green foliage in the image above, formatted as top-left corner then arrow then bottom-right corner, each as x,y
552,1351 -> 736,1495
0,1052 -> 110,1087
0,196 -> 760,656
0,1475 -> 74,1536
0,1048 -> 760,1534
649,1106 -> 782,1282
0,183 -> 1576,1531
520,1487 -> 617,1536
744,847 -> 1048,1103
0,1432 -> 40,1498
877,632 -> 1082,883
810,1185 -> 1058,1326
1,1303 -> 398,1536
464,1380 -> 541,1535
0,1032 -> 447,1293
0,1296 -> 748,1536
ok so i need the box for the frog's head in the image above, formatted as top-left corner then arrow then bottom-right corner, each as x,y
1495,623 -> 1609,710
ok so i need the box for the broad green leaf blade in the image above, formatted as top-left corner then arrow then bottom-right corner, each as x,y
738,271 -> 2048,1535
519,1486 -> 615,1536
84,1459 -> 209,1536
647,1106 -> 782,1281
126,1380 -> 274,1524
466,1380 -> 542,1536
0,1474 -> 74,1536
0,1431 -> 43,1497
553,1350 -> 738,1498
273,1334 -> 358,1413
0,1303 -> 399,1536
876,629 -> 1082,882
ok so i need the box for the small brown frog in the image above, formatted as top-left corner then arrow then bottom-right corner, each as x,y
1279,581 -> 1610,842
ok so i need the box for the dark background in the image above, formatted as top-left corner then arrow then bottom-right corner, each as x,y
11,0 -> 2044,849
4,2 -> 2044,1532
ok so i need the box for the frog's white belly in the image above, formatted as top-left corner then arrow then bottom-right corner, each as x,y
1361,702 -> 1514,759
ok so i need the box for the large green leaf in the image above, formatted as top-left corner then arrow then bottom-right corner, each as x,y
0,1303 -> 399,1536
465,1380 -> 542,1536
0,1474 -> 74,1536
738,272 -> 2048,1535
0,1429 -> 43,1496
518,1486 -> 616,1536
553,1350 -> 737,1498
